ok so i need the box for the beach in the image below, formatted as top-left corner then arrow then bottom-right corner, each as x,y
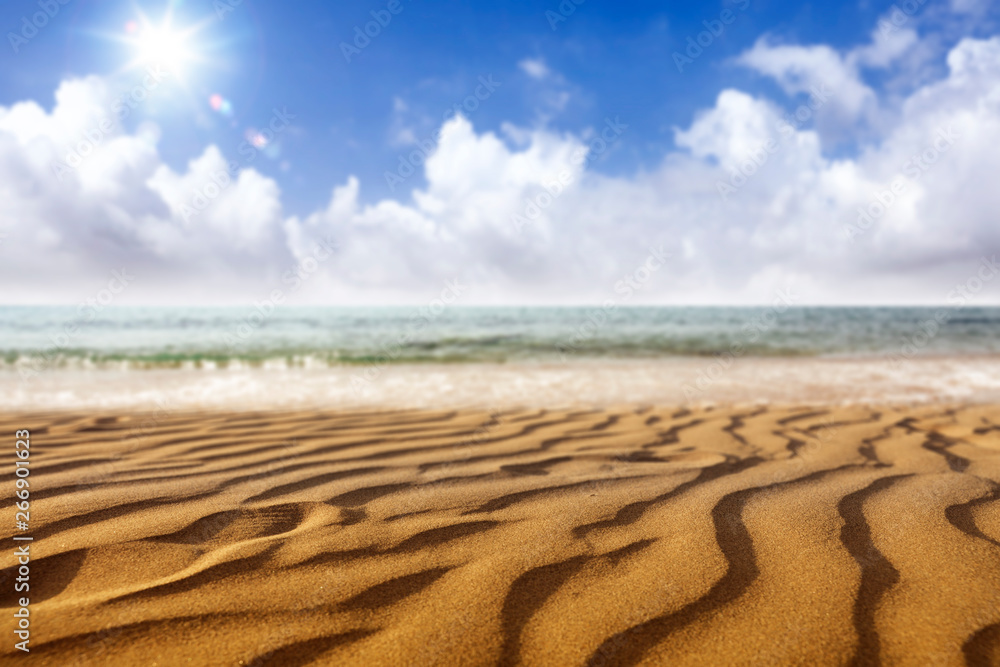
2,396 -> 999,665
3,307 -> 1000,665
4,0 -> 1000,660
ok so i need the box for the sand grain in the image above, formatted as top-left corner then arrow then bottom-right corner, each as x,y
1,404 -> 998,665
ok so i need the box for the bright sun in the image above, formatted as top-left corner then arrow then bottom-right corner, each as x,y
119,9 -> 206,79
135,25 -> 194,72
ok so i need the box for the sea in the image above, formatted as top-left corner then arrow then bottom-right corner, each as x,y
1,306 -> 998,371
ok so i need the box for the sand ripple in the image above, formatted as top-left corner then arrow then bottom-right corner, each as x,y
1,405 -> 999,665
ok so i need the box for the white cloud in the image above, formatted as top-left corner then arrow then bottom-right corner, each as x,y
951,0 -> 990,15
519,58 -> 551,80
518,58 -> 578,125
2,35 -> 1000,305
387,95 -> 420,147
851,26 -> 920,69
0,76 -> 289,303
737,38 -> 878,136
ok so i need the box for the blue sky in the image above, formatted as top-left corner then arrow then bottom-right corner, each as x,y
1,0 -> 999,304
2,0 -> 984,212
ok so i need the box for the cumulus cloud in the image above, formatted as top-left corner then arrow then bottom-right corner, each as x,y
737,38 -> 878,138
736,11 -> 941,139
2,34 -> 1000,305
0,76 -> 290,303
852,26 -> 921,69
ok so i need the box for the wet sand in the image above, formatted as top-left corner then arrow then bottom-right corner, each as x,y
5,355 -> 1000,412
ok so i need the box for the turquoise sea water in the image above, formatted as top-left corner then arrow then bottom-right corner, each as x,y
0,306 -> 997,369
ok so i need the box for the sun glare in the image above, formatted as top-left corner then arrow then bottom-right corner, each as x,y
135,24 -> 194,72
117,8 -> 208,79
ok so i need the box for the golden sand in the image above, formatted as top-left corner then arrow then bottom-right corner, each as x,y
1,404 -> 999,665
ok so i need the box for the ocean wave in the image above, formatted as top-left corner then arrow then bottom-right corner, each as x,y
1,305 -> 999,371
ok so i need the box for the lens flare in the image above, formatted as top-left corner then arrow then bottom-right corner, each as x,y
245,128 -> 268,148
209,94 -> 233,116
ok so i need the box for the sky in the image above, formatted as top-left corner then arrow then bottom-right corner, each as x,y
1,0 -> 999,305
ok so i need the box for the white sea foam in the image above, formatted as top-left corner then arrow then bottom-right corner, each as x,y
4,356 -> 1000,411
